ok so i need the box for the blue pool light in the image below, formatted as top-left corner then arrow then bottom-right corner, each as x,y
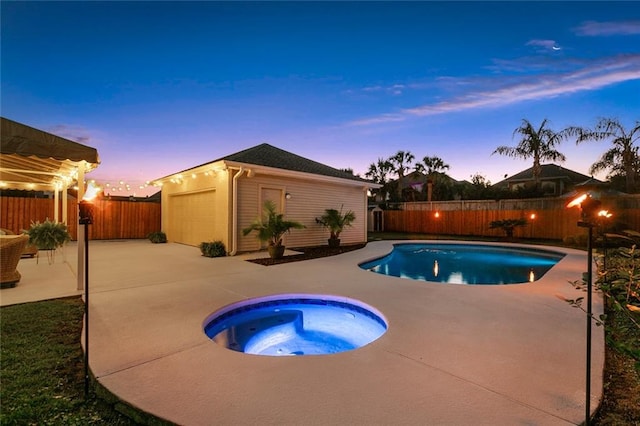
359,243 -> 565,285
204,294 -> 387,356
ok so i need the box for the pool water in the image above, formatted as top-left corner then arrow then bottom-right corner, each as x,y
359,243 -> 565,285
204,295 -> 387,356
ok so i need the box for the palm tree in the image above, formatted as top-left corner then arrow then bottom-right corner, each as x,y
365,158 -> 393,201
242,200 -> 305,258
415,156 -> 450,201
415,156 -> 450,175
567,118 -> 640,193
389,150 -> 414,201
492,119 -> 567,190
315,206 -> 356,247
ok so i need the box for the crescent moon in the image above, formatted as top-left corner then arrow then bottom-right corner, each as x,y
552,46 -> 561,51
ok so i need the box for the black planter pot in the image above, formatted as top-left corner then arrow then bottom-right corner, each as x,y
328,238 -> 341,248
268,245 -> 286,259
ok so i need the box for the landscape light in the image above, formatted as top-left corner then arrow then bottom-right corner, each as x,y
566,191 -> 605,426
79,181 -> 101,398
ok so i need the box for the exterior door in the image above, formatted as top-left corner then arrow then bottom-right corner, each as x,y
259,187 -> 284,248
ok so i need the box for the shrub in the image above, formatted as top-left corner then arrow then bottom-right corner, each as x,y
564,230 -> 640,368
200,241 -> 227,257
147,231 -> 167,244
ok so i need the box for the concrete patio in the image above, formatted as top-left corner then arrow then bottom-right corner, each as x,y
1,239 -> 603,425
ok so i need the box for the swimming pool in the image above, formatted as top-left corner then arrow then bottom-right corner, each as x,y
204,294 -> 388,356
359,243 -> 565,285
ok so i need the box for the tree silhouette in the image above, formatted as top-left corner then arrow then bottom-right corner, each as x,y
365,158 -> 393,202
567,118 -> 640,193
389,150 -> 414,201
493,119 -> 567,190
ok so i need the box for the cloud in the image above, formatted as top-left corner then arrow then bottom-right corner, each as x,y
348,54 -> 640,126
361,83 -> 407,96
47,124 -> 93,144
526,39 -> 561,51
574,20 -> 640,36
349,112 -> 406,127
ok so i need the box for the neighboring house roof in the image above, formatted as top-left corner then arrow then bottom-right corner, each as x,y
492,164 -> 600,188
389,171 -> 463,189
156,143 -> 377,185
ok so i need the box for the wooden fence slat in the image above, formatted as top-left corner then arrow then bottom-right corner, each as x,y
1,197 -> 161,240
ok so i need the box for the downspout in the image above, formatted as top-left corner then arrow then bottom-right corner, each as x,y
229,167 -> 245,256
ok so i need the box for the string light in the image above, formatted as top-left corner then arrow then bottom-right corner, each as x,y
85,166 -> 225,197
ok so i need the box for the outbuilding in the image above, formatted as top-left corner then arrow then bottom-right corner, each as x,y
154,143 -> 379,254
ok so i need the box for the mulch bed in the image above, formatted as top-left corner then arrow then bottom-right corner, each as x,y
246,243 -> 367,266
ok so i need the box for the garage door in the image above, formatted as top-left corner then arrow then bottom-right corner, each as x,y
169,190 -> 216,246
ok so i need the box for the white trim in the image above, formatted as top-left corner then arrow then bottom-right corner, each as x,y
223,161 -> 380,189
77,165 -> 85,291
154,160 -> 381,190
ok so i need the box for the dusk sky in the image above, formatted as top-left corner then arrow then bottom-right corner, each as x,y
2,1 -> 639,196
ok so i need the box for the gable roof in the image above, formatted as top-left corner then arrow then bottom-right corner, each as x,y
159,143 -> 374,184
492,164 -> 600,188
389,170 -> 465,188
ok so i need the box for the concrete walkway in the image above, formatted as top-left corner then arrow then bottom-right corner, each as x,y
1,240 -> 603,425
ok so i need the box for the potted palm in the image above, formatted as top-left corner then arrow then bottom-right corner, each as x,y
24,219 -> 71,264
316,206 -> 356,248
489,218 -> 528,240
242,200 -> 305,259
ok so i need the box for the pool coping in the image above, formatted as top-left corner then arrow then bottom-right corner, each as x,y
4,239 -> 604,425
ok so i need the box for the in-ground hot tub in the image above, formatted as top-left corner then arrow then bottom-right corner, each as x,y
203,294 -> 388,356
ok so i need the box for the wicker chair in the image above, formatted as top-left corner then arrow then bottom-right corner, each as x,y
0,228 -> 38,258
1,234 -> 29,288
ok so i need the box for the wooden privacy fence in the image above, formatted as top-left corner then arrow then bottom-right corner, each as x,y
0,197 -> 161,240
3,194 -> 638,242
383,195 -> 640,241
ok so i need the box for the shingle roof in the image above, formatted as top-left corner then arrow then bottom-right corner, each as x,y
492,164 -> 599,188
221,143 -> 371,183
160,143 -> 373,184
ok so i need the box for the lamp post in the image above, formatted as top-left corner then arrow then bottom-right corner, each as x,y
78,182 -> 100,398
566,193 -> 612,426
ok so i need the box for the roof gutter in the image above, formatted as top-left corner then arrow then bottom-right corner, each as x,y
229,167 -> 251,256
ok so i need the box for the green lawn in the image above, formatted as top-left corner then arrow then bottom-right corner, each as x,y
0,297 -> 137,425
